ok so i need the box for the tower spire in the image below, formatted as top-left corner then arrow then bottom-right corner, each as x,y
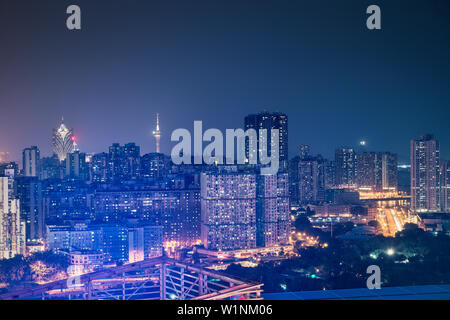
153,113 -> 161,153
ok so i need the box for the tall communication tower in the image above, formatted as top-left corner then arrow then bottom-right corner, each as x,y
153,113 -> 161,153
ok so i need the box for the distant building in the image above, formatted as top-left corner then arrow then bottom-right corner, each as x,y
141,153 -> 170,179
289,156 -> 301,206
22,146 -> 40,177
15,176 -> 44,242
201,169 -> 257,251
411,134 -> 440,212
108,143 -> 141,181
244,112 -> 288,167
100,224 -> 129,263
128,223 -> 163,262
324,160 -> 336,189
290,153 -> 328,205
42,179 -> 92,222
0,176 -> 25,259
256,172 -> 290,247
46,223 -> 129,263
94,187 -> 201,245
440,161 -> 450,212
39,155 -> 62,180
0,162 -> 19,178
201,167 -> 289,251
65,151 -> 88,180
298,145 -> 310,160
356,152 -> 397,191
53,118 -> 75,162
298,157 -> 320,204
335,147 -> 356,188
379,152 -> 398,191
89,152 -> 110,184
69,250 -> 104,275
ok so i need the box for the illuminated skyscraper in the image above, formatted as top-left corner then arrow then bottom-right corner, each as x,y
53,118 -> 74,162
335,147 -> 356,188
356,152 -> 398,192
0,176 -> 25,259
411,134 -> 440,212
201,166 -> 289,251
201,168 -> 257,250
153,113 -> 161,153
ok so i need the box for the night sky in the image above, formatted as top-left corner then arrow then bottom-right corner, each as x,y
0,0 -> 449,164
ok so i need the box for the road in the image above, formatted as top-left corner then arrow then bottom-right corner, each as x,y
377,207 -> 413,237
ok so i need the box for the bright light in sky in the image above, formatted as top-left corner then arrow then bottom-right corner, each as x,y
359,140 -> 366,146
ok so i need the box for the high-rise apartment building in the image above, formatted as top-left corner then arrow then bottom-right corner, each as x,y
244,112 -> 288,167
22,146 -> 40,177
0,176 -> 25,259
379,152 -> 398,191
89,152 -> 110,184
94,187 -> 201,245
290,154 -> 328,205
356,152 -> 398,191
65,151 -> 88,180
335,147 -> 356,188
39,155 -> 62,180
256,172 -> 290,247
411,134 -> 440,212
16,176 -> 44,242
201,167 -> 289,251
201,169 -> 257,250
108,143 -> 141,181
298,157 -> 320,204
141,153 -> 170,179
440,161 -> 450,212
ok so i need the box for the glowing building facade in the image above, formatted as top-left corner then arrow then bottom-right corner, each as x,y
411,134 -> 440,212
53,118 -> 75,162
0,176 -> 25,259
201,167 -> 289,251
153,113 -> 161,153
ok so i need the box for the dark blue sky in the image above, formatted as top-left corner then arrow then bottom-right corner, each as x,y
0,0 -> 449,164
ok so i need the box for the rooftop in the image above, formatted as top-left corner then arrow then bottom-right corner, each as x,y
262,284 -> 450,300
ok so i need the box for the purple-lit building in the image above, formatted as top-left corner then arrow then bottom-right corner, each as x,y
201,167 -> 289,251
94,187 -> 201,246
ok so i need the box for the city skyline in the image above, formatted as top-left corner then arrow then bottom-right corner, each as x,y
1,1 -> 450,162
1,113 -> 449,167
1,0 -> 450,302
